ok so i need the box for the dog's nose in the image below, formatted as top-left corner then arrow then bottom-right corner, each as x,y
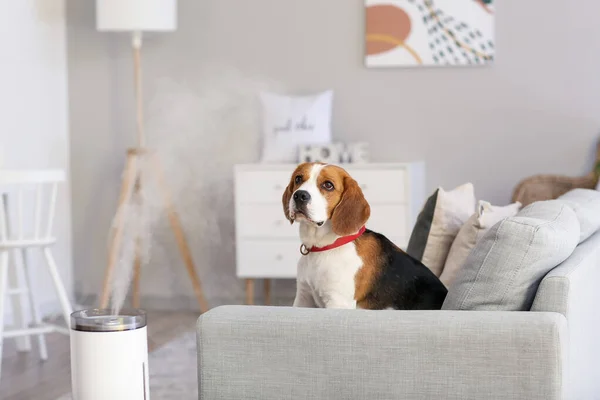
293,190 -> 311,204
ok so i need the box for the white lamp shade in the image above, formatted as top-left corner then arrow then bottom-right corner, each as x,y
96,0 -> 177,32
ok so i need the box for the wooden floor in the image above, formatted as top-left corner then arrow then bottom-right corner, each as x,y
0,311 -> 200,400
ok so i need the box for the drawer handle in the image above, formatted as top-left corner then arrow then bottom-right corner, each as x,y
275,254 -> 283,261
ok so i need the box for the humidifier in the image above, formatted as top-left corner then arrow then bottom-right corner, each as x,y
70,309 -> 149,400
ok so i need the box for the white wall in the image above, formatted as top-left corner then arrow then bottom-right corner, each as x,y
0,0 -> 72,320
67,0 -> 600,307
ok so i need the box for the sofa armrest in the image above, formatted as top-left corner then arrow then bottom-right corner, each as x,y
197,306 -> 567,400
532,230 -> 600,398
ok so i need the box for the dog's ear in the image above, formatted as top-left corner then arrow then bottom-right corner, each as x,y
331,176 -> 370,236
282,175 -> 295,224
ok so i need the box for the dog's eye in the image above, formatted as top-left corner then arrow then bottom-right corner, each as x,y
294,175 -> 302,185
322,181 -> 334,191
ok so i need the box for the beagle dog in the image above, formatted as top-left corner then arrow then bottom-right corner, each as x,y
282,162 -> 447,310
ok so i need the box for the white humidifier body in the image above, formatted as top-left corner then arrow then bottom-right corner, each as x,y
70,309 -> 149,400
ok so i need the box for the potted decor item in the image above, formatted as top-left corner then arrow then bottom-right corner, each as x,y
512,139 -> 600,206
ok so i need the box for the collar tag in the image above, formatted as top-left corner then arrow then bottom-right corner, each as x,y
300,244 -> 310,255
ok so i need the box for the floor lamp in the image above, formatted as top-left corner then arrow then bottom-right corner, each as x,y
96,0 -> 209,312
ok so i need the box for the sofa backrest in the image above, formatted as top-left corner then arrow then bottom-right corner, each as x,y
532,189 -> 600,315
556,189 -> 600,243
532,228 -> 600,316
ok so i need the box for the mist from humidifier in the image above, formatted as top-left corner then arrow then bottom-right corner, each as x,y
107,65 -> 283,315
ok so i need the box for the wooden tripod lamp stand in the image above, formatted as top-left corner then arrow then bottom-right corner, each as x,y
96,0 -> 209,312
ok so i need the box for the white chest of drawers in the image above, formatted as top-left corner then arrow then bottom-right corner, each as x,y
233,162 -> 425,304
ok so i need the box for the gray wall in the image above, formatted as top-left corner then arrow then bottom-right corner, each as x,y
67,0 -> 600,308
1,0 -> 72,322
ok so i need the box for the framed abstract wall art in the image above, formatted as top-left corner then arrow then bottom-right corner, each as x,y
365,0 -> 495,67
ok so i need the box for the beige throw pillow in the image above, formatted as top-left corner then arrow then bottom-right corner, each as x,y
440,200 -> 522,288
418,183 -> 476,277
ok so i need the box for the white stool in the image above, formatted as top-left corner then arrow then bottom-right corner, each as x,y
0,169 -> 73,379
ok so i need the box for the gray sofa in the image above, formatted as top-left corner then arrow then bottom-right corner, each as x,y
197,190 -> 600,400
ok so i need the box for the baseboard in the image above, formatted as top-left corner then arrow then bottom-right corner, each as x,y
73,292 -> 295,312
4,291 -> 286,325
3,298 -> 75,326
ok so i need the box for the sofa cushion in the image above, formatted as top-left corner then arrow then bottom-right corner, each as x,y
557,189 -> 600,243
442,200 -> 580,311
407,183 -> 475,277
440,200 -> 522,288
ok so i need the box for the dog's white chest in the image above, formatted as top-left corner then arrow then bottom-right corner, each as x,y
297,243 -> 363,308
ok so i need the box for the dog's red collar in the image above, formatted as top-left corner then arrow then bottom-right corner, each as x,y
300,226 -> 366,255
